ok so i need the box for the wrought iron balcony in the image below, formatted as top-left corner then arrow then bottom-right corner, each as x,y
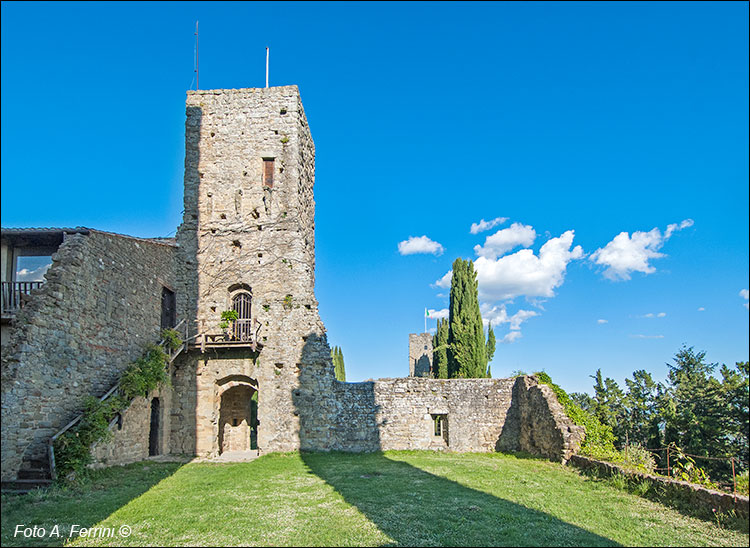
1,281 -> 44,316
195,318 -> 263,352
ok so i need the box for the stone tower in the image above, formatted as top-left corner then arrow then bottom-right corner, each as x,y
173,86 -> 335,456
409,333 -> 433,377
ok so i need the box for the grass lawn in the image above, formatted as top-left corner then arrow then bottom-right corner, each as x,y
2,451 -> 748,547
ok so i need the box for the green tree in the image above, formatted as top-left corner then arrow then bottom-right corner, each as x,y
331,346 -> 346,382
485,323 -> 496,378
623,369 -> 659,447
721,361 -> 749,469
447,258 -> 488,378
591,369 -> 626,444
432,318 -> 449,379
664,346 -> 733,480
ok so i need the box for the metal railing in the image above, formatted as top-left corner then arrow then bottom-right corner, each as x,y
1,281 -> 44,314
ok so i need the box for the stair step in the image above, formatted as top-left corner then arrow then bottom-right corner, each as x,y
18,468 -> 51,480
1,479 -> 51,494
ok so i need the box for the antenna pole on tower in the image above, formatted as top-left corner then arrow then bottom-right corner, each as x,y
195,21 -> 200,90
266,47 -> 269,88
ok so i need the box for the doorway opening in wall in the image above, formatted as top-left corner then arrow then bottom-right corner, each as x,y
161,287 -> 176,329
218,385 -> 258,453
149,398 -> 160,456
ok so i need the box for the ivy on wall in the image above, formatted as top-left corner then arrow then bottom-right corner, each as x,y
53,329 -> 181,481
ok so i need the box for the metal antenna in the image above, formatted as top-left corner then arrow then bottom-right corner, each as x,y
265,47 -> 269,88
195,21 -> 200,90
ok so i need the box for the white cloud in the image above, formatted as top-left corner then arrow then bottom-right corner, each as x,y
664,218 -> 694,239
630,334 -> 665,339
501,331 -> 523,344
480,303 -> 538,330
741,289 -> 749,310
698,307 -> 705,312
590,220 -> 693,281
16,264 -> 51,282
427,308 -> 449,320
398,235 -> 445,256
433,270 -> 452,289
474,230 -> 583,301
597,319 -> 608,324
473,223 -> 536,260
642,312 -> 667,318
470,217 -> 508,234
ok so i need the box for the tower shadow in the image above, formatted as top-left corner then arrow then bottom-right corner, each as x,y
294,336 -> 618,547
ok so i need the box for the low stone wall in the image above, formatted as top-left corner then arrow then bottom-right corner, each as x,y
326,375 -> 583,461
569,454 -> 749,519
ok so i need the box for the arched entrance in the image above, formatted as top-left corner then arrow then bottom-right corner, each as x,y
218,383 -> 258,454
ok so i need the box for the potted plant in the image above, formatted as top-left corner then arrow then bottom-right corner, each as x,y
219,309 -> 239,340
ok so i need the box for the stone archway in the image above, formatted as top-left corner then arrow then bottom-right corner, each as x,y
217,377 -> 258,454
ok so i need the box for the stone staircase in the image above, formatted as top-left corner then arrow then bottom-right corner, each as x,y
2,322 -> 188,495
1,459 -> 52,494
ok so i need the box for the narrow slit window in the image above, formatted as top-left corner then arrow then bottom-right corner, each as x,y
263,158 -> 274,188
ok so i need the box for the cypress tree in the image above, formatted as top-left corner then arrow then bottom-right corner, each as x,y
486,322 -> 496,378
432,318 -> 449,379
331,346 -> 346,381
338,347 -> 346,382
447,258 -> 487,378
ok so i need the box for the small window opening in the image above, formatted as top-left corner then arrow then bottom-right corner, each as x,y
263,158 -> 274,188
432,414 -> 447,437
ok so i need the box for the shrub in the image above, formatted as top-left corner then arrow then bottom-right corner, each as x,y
161,328 -> 183,351
735,470 -> 749,496
534,372 -> 617,454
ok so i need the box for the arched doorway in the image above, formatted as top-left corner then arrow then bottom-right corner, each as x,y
218,384 -> 257,453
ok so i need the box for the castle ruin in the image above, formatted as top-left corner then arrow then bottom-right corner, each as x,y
1,86 -> 583,486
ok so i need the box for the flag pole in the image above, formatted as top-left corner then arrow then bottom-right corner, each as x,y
195,21 -> 199,90
265,47 -> 269,88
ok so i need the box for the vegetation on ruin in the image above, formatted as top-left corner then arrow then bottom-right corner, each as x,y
53,334 -> 179,481
2,452 -> 747,547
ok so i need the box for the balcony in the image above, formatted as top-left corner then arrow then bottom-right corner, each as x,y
194,318 -> 263,352
1,281 -> 44,318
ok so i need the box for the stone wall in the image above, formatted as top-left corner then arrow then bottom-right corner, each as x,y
0,230 -> 176,480
291,374 -> 584,461
408,333 -> 433,377
569,454 -> 749,520
90,385 -> 172,468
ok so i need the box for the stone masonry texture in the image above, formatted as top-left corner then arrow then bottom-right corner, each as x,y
1,230 -> 176,480
2,87 -> 583,481
409,333 -> 433,377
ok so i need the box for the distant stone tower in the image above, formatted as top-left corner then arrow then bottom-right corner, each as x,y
173,86 -> 335,456
409,333 -> 433,377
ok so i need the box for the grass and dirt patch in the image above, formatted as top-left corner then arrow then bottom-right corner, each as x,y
2,451 -> 747,546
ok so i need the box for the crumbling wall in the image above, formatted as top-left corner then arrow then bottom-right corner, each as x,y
0,230 -> 176,480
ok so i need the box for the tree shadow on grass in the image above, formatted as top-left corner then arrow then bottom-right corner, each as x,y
300,451 -> 618,547
1,461 -> 184,548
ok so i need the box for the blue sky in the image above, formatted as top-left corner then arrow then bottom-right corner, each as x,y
2,1 -> 748,394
